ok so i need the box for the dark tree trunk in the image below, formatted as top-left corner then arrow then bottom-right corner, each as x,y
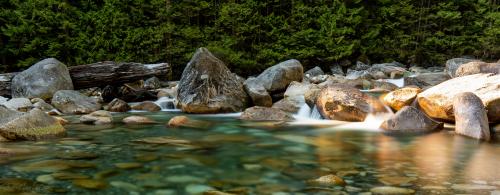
68,62 -> 172,89
0,62 -> 172,97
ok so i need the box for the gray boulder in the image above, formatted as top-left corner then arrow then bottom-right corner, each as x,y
404,72 -> 450,88
11,58 -> 73,100
33,101 -> 55,112
346,69 -> 373,80
240,106 -> 294,121
453,92 -> 490,140
244,77 -> 272,107
256,59 -> 303,93
0,107 -> 65,140
455,61 -> 499,77
304,66 -> 324,78
2,98 -> 32,112
380,106 -> 443,133
445,58 -> 478,77
353,61 -> 370,71
177,48 -> 249,113
144,77 -> 162,90
330,65 -> 344,75
51,90 -> 101,114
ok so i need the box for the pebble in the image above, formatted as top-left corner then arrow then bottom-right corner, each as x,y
36,174 -> 55,184
185,184 -> 214,194
165,175 -> 206,183
308,174 -> 346,186
73,179 -> 108,189
345,186 -> 363,192
110,181 -> 142,192
370,186 -> 415,194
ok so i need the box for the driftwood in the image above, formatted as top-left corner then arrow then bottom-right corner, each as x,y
68,61 -> 172,89
0,72 -> 19,97
0,61 -> 172,96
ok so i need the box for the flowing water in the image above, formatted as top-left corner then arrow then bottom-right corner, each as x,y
0,112 -> 499,194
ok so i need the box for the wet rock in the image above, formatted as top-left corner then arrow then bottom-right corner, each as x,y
307,174 -> 346,186
166,175 -> 207,183
122,116 -> 156,124
167,116 -> 190,127
12,159 -> 89,172
370,186 -> 415,194
379,176 -> 416,185
101,85 -> 119,102
11,58 -> 73,100
305,66 -> 325,78
36,174 -> 56,184
106,98 -> 130,112
0,107 -> 66,140
417,73 -> 500,122
177,48 -> 249,113
53,116 -> 69,125
316,84 -> 384,121
144,77 -> 162,90
73,179 -> 108,190
131,101 -> 161,112
445,58 -> 479,77
51,90 -> 101,114
80,110 -> 113,125
240,106 -> 294,121
455,61 -> 499,77
381,106 -> 443,133
56,151 -> 98,160
272,97 -> 303,113
244,77 -> 272,107
382,86 -> 422,111
2,98 -> 32,112
404,72 -> 450,88
256,59 -> 304,93
453,92 -> 491,140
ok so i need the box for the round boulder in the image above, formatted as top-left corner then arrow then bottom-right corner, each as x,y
80,110 -> 113,125
51,90 -> 102,114
382,86 -> 422,111
380,106 -> 443,133
106,98 -> 130,112
11,58 -> 74,100
244,77 -> 272,107
131,101 -> 161,112
453,92 -> 490,140
256,59 -> 304,93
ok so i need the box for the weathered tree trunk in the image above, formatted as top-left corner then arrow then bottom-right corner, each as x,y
0,72 -> 19,97
68,62 -> 172,89
0,62 -> 172,96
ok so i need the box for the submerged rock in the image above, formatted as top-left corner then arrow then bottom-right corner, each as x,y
73,179 -> 108,190
51,90 -> 101,114
240,106 -> 294,121
177,48 -> 249,113
417,73 -> 500,122
380,106 -> 443,133
307,174 -> 346,186
122,116 -> 156,124
106,98 -> 130,112
0,107 -> 66,140
316,84 -> 384,121
370,186 -> 415,195
244,77 -> 272,107
11,58 -> 74,100
382,86 -> 422,111
167,116 -> 190,127
453,92 -> 490,140
131,101 -> 161,112
256,59 -> 304,93
80,110 -> 113,125
445,58 -> 479,77
455,61 -> 499,77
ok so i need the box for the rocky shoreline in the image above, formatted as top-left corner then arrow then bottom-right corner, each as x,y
0,48 -> 499,142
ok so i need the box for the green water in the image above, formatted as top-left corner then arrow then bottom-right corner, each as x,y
0,112 -> 499,195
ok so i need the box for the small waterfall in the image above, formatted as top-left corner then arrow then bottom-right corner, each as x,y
310,106 -> 322,120
154,97 -> 180,111
293,103 -> 324,121
296,103 -> 311,118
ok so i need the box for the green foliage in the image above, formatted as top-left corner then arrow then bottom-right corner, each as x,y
1,0 -> 499,76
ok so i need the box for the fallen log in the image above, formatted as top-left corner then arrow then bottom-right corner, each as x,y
68,61 -> 172,89
0,61 -> 172,96
0,72 -> 19,97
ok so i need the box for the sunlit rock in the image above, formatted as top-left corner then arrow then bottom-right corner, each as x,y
453,92 -> 490,140
380,106 -> 443,133
381,86 -> 422,111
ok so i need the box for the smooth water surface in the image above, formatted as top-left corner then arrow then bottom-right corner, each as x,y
0,112 -> 499,194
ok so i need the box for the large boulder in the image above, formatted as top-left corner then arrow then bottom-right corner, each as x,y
380,106 -> 443,133
0,107 -> 65,140
381,86 -> 422,111
455,61 -> 499,77
51,90 -> 101,114
453,92 -> 490,140
417,73 -> 500,122
11,58 -> 73,100
445,58 -> 479,77
244,77 -> 272,107
240,106 -> 294,121
404,72 -> 450,88
256,59 -> 303,93
177,48 -> 249,113
315,84 -> 386,121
